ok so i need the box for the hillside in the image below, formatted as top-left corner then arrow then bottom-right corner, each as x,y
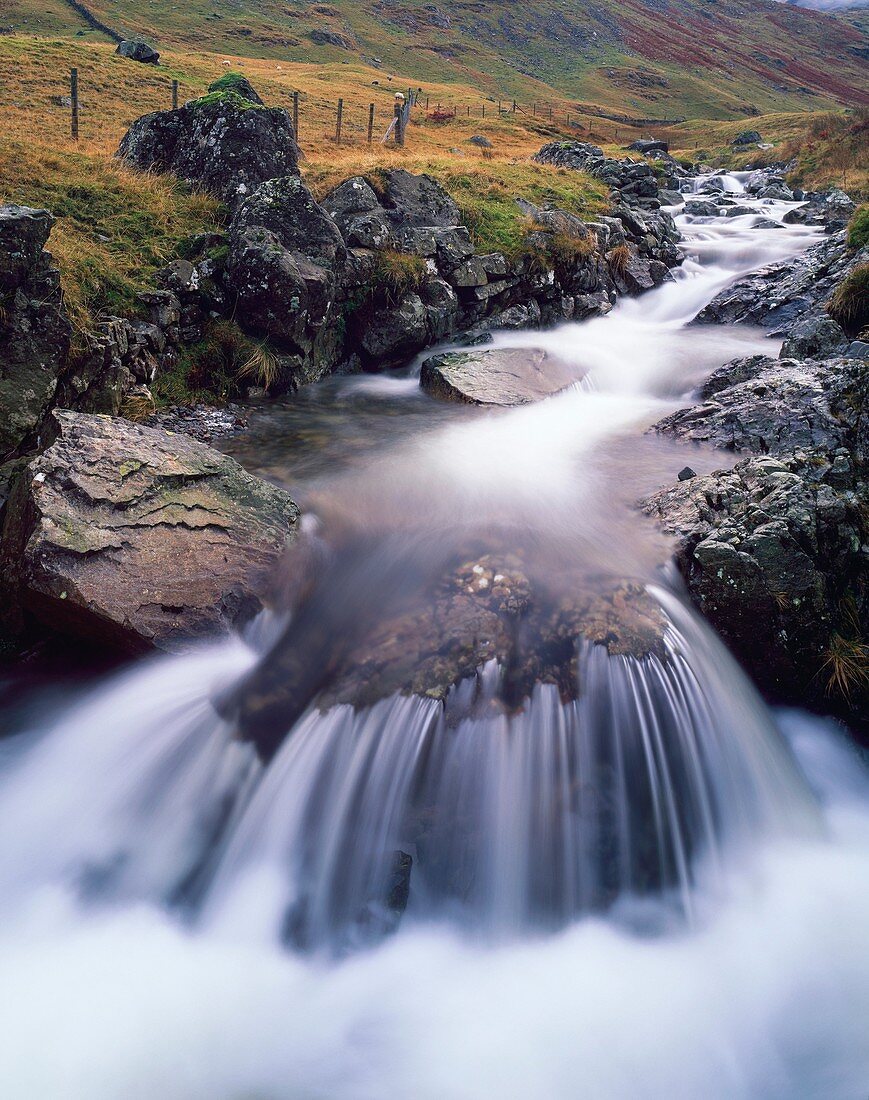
2,0 -> 867,119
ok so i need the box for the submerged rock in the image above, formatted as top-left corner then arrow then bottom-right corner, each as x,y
117,87 -> 299,208
419,347 -> 581,406
0,411 -> 299,652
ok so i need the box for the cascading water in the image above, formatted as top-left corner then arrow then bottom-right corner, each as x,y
0,175 -> 867,1099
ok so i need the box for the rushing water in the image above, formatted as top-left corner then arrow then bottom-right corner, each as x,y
1,174 -> 867,1098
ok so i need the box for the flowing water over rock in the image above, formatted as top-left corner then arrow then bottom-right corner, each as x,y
0,174 -> 867,1098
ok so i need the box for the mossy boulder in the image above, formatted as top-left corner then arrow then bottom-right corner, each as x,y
0,411 -> 300,652
117,83 -> 298,208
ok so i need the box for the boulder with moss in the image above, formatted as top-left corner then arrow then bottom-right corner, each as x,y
117,86 -> 299,208
0,411 -> 300,652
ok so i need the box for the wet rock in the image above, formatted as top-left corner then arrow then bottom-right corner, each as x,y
684,199 -> 721,218
228,536 -> 668,760
117,87 -> 299,208
696,232 -> 867,329
227,176 -> 347,385
360,294 -> 428,365
116,40 -> 160,64
658,189 -> 684,207
653,356 -> 861,456
0,206 -> 71,460
780,315 -> 848,360
420,347 -> 580,406
647,353 -> 867,723
0,411 -> 299,652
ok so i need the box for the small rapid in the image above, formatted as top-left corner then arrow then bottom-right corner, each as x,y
0,172 -> 866,1098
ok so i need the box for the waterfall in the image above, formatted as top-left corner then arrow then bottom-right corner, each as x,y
0,173 -> 866,1098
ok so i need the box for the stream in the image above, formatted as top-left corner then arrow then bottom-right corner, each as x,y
0,174 -> 867,1098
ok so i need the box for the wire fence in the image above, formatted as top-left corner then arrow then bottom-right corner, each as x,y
43,67 -> 607,151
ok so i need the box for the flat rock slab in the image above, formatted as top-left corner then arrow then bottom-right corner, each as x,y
420,347 -> 581,406
1,411 -> 299,652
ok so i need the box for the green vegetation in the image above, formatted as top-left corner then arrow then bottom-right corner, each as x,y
189,90 -> 263,111
0,138 -> 220,333
847,205 -> 869,251
153,320 -> 279,405
368,250 -> 428,306
827,264 -> 869,336
422,164 -> 607,258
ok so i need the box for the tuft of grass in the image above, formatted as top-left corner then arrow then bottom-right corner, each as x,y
607,243 -> 631,276
847,205 -> 869,251
821,633 -> 869,701
368,249 -> 427,305
828,264 -> 869,336
154,319 -> 280,405
236,339 -> 280,391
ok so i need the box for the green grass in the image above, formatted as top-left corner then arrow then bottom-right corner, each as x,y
828,264 -> 869,336
847,205 -> 869,251
415,163 -> 607,257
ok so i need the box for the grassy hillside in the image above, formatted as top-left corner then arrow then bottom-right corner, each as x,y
2,0 -> 867,119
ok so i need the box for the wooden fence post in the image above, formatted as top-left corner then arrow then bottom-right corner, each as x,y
367,102 -> 375,144
172,79 -> 179,109
70,68 -> 79,140
394,95 -> 405,146
336,98 -> 343,144
293,90 -> 299,137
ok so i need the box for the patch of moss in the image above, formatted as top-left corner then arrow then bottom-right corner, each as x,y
190,90 -> 264,112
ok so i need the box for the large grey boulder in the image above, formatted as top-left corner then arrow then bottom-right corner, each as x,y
0,411 -> 299,652
0,206 -> 71,460
116,40 -> 160,64
377,169 -> 462,228
117,87 -> 299,208
652,356 -> 860,456
420,347 -> 581,405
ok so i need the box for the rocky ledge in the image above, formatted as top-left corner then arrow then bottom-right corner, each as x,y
645,353 -> 867,727
0,411 -> 299,653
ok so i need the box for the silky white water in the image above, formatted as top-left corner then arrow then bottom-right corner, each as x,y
0,175 -> 866,1098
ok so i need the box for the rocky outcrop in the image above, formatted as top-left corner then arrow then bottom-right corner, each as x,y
420,347 -> 581,405
645,354 -> 867,725
652,355 -> 861,456
0,411 -> 299,653
117,92 -> 299,208
534,141 -> 688,211
226,175 -> 348,385
0,206 -> 71,461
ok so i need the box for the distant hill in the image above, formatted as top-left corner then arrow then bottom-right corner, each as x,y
2,0 -> 867,118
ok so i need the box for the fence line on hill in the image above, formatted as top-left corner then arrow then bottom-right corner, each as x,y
49,67 -> 659,149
